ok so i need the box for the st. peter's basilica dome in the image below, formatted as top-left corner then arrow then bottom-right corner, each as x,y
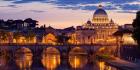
92,5 -> 109,24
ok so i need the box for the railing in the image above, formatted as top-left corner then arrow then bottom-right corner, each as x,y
0,43 -> 118,46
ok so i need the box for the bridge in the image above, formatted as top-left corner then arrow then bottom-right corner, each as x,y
0,44 -> 118,59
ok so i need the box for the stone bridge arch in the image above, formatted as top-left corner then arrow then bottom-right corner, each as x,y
4,46 -> 34,58
15,47 -> 32,53
42,47 -> 60,54
69,47 -> 88,55
15,47 -> 33,57
70,46 -> 95,55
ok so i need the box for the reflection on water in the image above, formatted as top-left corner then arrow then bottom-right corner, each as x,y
42,54 -> 60,70
69,55 -> 87,69
0,50 -> 7,67
69,47 -> 88,69
98,61 -> 111,70
0,46 -> 122,70
96,61 -> 119,70
15,47 -> 33,70
41,47 -> 60,70
0,48 -> 9,70
0,56 -> 7,69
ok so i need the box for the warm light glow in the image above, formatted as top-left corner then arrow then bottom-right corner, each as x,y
99,61 -> 105,70
42,47 -> 60,70
106,38 -> 116,43
42,33 -> 57,45
69,47 -> 87,69
15,47 -> 33,69
98,47 -> 105,52
68,33 -> 78,44
69,55 -> 87,69
0,32 -> 12,44
98,61 -> 112,70
42,54 -> 60,70
26,37 -> 37,43
13,36 -> 26,43
122,34 -> 137,45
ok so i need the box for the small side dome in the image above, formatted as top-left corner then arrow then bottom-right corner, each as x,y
86,20 -> 92,24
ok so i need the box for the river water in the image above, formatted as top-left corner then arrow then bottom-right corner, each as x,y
0,50 -> 120,70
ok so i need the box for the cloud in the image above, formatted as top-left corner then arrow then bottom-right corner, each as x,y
125,1 -> 140,5
12,0 -> 46,4
28,10 -> 46,13
51,0 -> 140,12
0,4 -> 18,8
1,0 -> 140,13
115,10 -> 137,14
5,0 -> 56,4
121,4 -> 140,10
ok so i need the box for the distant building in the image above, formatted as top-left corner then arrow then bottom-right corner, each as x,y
122,24 -> 133,31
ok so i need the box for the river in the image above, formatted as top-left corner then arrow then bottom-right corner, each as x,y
0,48 -> 120,70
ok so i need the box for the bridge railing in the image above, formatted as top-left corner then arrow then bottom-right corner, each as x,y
0,43 -> 117,46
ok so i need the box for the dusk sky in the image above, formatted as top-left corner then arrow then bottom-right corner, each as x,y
0,0 -> 140,28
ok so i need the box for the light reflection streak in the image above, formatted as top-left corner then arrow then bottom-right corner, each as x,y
15,47 -> 33,70
42,47 -> 60,70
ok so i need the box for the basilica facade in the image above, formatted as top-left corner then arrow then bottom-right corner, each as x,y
72,5 -> 119,44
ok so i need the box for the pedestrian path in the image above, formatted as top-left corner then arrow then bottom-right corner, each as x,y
104,57 -> 140,70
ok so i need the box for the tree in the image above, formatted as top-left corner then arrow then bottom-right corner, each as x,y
13,32 -> 22,43
24,18 -> 38,29
0,19 -> 5,29
14,20 -> 24,30
57,33 -> 70,44
132,11 -> 140,48
25,31 -> 36,43
5,19 -> 15,30
0,31 -> 9,43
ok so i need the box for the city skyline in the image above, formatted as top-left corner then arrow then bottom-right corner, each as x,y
0,1 -> 140,70
0,0 -> 139,28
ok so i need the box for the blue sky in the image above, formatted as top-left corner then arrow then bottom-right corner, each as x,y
0,0 -> 140,28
